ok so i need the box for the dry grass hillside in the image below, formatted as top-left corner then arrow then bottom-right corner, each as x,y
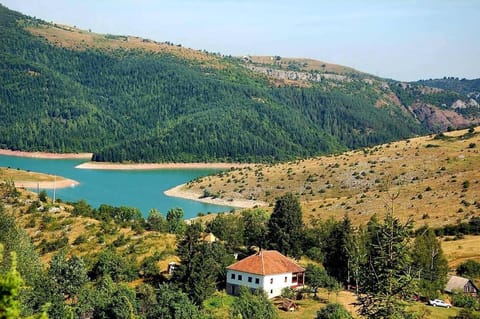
186,127 -> 480,229
1,167 -> 59,183
1,186 -> 178,269
24,22 -> 226,69
247,56 -> 366,77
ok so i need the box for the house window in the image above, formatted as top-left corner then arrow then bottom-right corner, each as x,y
270,289 -> 273,294
231,273 -> 235,280
285,276 -> 288,283
255,278 -> 260,284
248,277 -> 252,283
238,275 -> 242,281
270,278 -> 273,284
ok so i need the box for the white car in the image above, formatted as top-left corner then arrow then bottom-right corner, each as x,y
429,299 -> 451,308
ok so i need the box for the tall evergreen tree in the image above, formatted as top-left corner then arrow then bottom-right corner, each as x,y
267,193 -> 304,259
322,215 -> 353,285
174,223 -> 234,305
355,199 -> 416,318
242,208 -> 269,249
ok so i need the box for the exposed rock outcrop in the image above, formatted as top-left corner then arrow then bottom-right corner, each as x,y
410,102 -> 475,131
244,65 -> 351,83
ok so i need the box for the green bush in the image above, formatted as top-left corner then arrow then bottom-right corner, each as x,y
73,234 -> 87,245
452,292 -> 479,310
316,303 -> 353,319
449,308 -> 480,319
457,260 -> 480,279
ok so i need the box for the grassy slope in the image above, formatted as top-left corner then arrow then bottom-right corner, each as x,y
1,167 -> 61,183
3,187 -> 177,269
2,168 -> 479,319
25,22 -> 226,69
248,55 -> 367,77
188,127 -> 480,229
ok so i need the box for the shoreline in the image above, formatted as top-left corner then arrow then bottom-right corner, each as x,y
14,178 -> 79,189
76,161 -> 252,170
0,149 -> 93,159
164,183 -> 267,209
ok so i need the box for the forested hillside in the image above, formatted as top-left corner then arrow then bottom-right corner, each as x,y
1,4 -> 478,163
415,77 -> 480,97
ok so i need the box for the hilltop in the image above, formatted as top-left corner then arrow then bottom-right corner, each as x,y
1,4 -> 479,163
183,127 -> 480,229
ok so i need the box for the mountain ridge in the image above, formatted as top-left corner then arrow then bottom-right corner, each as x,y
1,4 -> 479,163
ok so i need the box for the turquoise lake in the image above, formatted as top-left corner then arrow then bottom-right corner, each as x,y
0,155 -> 234,219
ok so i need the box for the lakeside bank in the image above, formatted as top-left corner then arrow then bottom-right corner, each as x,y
14,179 -> 79,189
0,149 -> 93,159
76,161 -> 251,170
164,183 -> 267,209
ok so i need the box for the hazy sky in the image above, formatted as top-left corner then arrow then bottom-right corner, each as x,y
3,0 -> 479,81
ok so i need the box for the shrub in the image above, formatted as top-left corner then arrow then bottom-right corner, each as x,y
316,303 -> 353,319
39,190 -> 48,202
457,260 -> 480,279
38,236 -> 69,254
73,234 -> 87,245
450,308 -> 480,319
452,292 -> 479,310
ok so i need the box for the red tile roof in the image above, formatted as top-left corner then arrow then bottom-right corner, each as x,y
227,250 -> 305,275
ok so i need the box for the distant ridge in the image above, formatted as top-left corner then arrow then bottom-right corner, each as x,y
0,4 -> 479,163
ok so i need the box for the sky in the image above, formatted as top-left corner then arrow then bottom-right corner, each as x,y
2,0 -> 479,81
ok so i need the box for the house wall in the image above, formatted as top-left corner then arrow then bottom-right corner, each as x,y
464,281 -> 478,296
263,273 -> 294,298
226,270 -> 294,298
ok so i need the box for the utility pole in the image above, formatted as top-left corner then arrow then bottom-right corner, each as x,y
53,175 -> 56,203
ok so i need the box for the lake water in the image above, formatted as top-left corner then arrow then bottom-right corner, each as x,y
0,155 -> 234,219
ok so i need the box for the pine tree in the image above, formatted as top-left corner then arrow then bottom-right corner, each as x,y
267,193 -> 304,259
174,223 -> 234,305
322,215 -> 353,285
355,194 -> 416,319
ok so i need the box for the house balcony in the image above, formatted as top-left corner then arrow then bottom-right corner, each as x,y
290,272 -> 305,289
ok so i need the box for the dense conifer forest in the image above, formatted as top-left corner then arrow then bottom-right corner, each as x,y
3,4 -> 478,163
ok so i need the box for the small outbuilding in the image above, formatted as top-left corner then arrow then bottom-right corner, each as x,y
281,298 -> 299,312
445,275 -> 478,296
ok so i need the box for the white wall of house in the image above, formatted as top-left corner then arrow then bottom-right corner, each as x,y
263,273 -> 293,298
226,270 -> 293,298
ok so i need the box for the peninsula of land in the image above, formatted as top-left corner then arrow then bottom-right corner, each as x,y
0,166 -> 79,189
164,183 -> 267,209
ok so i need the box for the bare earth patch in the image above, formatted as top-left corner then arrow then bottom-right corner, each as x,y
164,183 -> 266,209
0,167 -> 79,189
76,161 -> 250,170
0,149 -> 92,159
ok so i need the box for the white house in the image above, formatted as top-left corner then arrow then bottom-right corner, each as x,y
226,250 -> 305,298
